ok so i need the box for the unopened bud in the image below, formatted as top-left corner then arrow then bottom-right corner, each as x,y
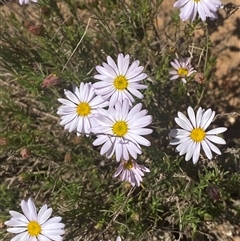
42,73 -> 60,88
27,24 -> 45,36
0,138 -> 7,146
194,72 -> 205,84
206,184 -> 221,201
20,148 -> 31,159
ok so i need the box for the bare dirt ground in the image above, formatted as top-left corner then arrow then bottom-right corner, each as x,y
206,0 -> 240,121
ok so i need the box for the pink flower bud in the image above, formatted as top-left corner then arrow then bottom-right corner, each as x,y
42,73 -> 60,88
20,148 -> 31,159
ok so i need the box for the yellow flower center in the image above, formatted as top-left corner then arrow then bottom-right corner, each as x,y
27,221 -> 41,236
123,160 -> 134,169
112,121 -> 128,136
114,75 -> 128,90
178,68 -> 189,77
77,102 -> 91,116
190,128 -> 205,142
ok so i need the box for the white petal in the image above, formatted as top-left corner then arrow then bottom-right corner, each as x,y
126,133 -> 151,146
185,141 -> 195,161
5,219 -> 27,227
169,129 -> 189,138
8,211 -> 29,224
7,227 -> 27,233
200,109 -> 215,130
175,117 -> 192,131
38,206 -> 52,225
174,0 -> 189,8
177,111 -> 193,130
64,90 -> 80,105
107,55 -> 119,75
116,236 -> 122,241
58,98 -> 76,107
127,88 -> 144,99
197,2 -> 207,21
201,140 -> 213,160
126,141 -> 142,159
125,60 -> 140,77
187,106 -> 197,128
170,75 -> 179,80
38,234 -> 51,241
204,139 -> 221,155
42,217 -> 62,226
96,64 -> 115,78
206,127 -> 227,135
41,229 -> 65,236
26,199 -> 37,221
196,107 -> 203,127
176,139 -> 192,155
206,135 -> 226,145
92,135 -> 108,146
192,142 -> 201,164
42,222 -> 65,230
118,53 -> 129,75
11,232 -> 29,241
101,138 -> 116,156
115,143 -> 124,161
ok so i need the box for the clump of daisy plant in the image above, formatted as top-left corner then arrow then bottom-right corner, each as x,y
57,82 -> 108,136
169,58 -> 196,84
5,198 -> 65,241
93,53 -> 147,107
173,0 -> 222,22
56,53 -> 152,187
169,106 -> 227,164
113,159 -> 150,187
90,99 -> 153,162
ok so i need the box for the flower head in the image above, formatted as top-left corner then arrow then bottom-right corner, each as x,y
169,106 -> 227,164
19,0 -> 38,5
93,53 -> 147,107
57,82 -> 109,136
114,160 -> 150,187
169,58 -> 196,83
173,0 -> 222,22
5,198 -> 65,241
91,99 -> 153,161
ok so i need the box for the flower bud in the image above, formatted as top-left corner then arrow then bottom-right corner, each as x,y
42,73 -> 60,88
20,148 -> 31,159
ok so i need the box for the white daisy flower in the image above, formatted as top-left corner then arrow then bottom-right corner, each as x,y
93,53 -> 147,107
19,0 -> 38,5
173,0 -> 222,22
113,160 -> 150,187
91,99 -> 153,162
169,106 -> 227,164
169,58 -> 196,84
57,82 -> 109,136
5,198 -> 65,241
